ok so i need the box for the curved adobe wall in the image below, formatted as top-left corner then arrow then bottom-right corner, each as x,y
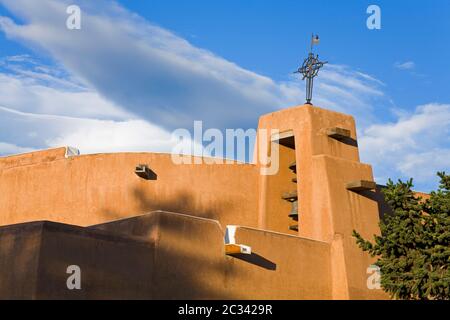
0,148 -> 260,228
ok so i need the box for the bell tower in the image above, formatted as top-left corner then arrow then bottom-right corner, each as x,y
256,104 -> 383,299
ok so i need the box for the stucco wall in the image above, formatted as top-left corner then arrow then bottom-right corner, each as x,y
94,211 -> 332,299
0,212 -> 332,299
0,222 -> 42,299
0,148 -> 260,228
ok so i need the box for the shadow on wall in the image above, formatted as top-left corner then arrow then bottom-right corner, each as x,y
139,215 -> 278,298
337,136 -> 358,148
230,253 -> 277,271
132,187 -> 232,220
0,225 -> 42,299
91,168 -> 279,298
100,172 -> 234,222
91,212 -> 262,299
63,229 -> 238,299
0,221 -> 242,299
358,185 -> 393,223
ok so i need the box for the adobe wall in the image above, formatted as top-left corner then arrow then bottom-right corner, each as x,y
317,156 -> 386,299
95,211 -> 332,299
36,222 -> 155,299
0,221 -> 155,299
0,222 -> 42,299
256,105 -> 388,299
256,105 -> 360,238
0,212 -> 332,299
230,226 -> 332,299
0,148 -> 260,228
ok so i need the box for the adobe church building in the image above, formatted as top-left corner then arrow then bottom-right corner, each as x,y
0,104 -> 391,299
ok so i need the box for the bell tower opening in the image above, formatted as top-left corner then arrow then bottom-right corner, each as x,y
264,130 -> 299,235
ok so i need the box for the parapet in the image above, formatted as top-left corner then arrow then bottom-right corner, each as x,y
0,146 -> 79,170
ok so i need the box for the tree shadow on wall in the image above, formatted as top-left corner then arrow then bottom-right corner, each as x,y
133,188 -> 230,220
100,185 -> 234,222
94,170 -> 279,299
94,206 -> 254,299
97,166 -> 236,238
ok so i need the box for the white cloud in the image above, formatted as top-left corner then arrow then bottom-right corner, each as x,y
0,105 -> 184,155
0,55 -> 131,120
394,61 -> 415,70
0,53 -> 188,155
0,0 -> 385,131
0,142 -> 34,155
398,149 -> 450,183
47,118 -> 179,155
359,103 -> 450,190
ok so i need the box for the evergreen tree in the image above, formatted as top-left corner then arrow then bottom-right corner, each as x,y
353,172 -> 450,300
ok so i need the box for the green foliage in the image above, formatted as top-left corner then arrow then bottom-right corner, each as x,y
353,172 -> 450,300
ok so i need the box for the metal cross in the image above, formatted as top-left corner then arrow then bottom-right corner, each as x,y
295,35 -> 327,105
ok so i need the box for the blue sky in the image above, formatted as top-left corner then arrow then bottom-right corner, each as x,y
0,0 -> 448,191
123,0 -> 450,110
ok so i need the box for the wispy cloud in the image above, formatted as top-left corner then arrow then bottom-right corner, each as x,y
0,0 -> 385,130
394,61 -> 415,70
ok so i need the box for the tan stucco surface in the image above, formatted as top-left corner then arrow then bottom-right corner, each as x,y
0,148 -> 259,228
0,211 -> 333,299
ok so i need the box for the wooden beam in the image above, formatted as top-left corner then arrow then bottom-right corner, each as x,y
327,127 -> 351,141
135,164 -> 157,180
282,191 -> 298,202
271,130 -> 295,149
225,244 -> 252,255
346,180 -> 377,192
289,161 -> 296,173
271,130 -> 294,142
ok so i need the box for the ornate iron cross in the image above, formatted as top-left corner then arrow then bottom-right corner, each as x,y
295,35 -> 327,105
